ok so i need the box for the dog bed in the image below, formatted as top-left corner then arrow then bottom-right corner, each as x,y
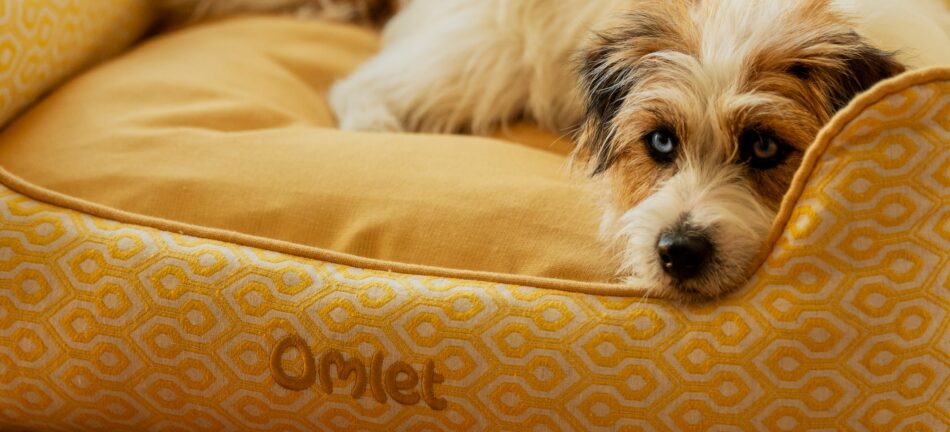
0,1 -> 948,430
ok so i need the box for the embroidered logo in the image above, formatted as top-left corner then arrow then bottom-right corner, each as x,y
270,334 -> 447,410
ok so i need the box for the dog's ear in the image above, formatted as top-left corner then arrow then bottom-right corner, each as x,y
577,42 -> 635,175
575,4 -> 693,176
826,41 -> 905,111
581,44 -> 634,126
792,32 -> 906,112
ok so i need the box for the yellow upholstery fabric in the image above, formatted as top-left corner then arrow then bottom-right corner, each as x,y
0,68 -> 947,431
0,0 -> 152,127
0,17 -> 615,286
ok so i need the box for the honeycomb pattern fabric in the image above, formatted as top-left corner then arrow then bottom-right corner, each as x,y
0,69 -> 947,431
0,0 -> 152,126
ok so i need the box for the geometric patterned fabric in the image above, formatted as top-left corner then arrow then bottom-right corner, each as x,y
0,70 -> 947,431
0,0 -> 151,127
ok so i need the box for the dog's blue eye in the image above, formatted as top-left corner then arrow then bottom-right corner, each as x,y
741,130 -> 788,169
644,129 -> 677,163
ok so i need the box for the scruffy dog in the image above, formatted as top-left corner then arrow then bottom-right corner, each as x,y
158,0 -> 905,301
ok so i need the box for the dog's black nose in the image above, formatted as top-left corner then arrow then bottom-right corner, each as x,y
657,231 -> 713,280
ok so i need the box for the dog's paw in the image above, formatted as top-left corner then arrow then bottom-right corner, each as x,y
329,81 -> 404,133
337,103 -> 404,132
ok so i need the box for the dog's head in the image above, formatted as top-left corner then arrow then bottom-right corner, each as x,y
576,0 -> 904,301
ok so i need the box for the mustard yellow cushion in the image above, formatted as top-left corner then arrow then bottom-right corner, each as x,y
0,17 -> 620,288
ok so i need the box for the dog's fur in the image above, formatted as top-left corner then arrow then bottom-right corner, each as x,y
156,0 -> 398,26
158,0 -> 907,301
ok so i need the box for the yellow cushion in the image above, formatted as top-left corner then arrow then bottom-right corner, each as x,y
0,17 -> 619,288
0,0 -> 153,127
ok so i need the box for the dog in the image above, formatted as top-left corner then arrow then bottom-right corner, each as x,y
157,0 -> 907,301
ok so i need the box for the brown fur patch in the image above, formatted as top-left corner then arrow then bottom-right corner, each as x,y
156,0 -> 400,28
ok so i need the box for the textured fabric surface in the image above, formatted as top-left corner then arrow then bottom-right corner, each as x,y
0,0 -> 152,127
0,68 -> 947,431
0,17 -> 613,284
